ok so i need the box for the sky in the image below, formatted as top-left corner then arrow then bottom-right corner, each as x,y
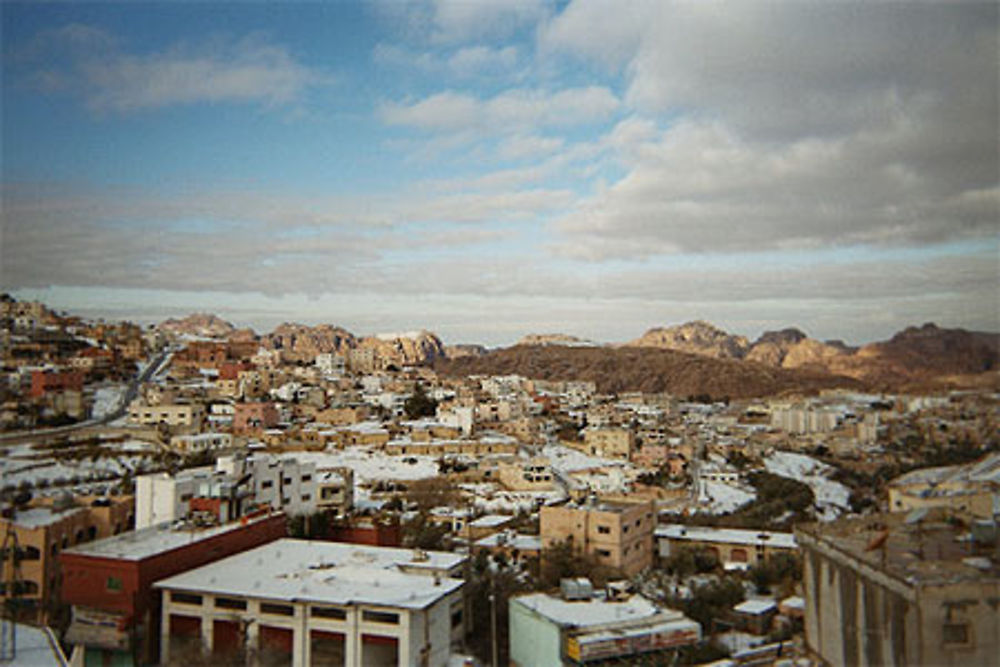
2,0 -> 997,347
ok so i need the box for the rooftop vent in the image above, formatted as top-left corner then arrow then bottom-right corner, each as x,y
560,577 -> 593,601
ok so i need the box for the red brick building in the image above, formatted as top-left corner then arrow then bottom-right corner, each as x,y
29,370 -> 84,398
233,401 -> 280,433
60,512 -> 286,665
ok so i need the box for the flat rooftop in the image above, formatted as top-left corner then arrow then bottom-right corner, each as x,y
63,513 -> 280,561
155,539 -> 464,610
9,505 -> 86,529
656,524 -> 797,550
513,592 -> 673,628
796,511 -> 1000,585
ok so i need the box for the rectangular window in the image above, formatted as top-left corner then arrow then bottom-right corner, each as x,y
943,623 -> 969,645
451,610 -> 463,628
362,610 -> 399,625
301,475 -> 312,482
261,602 -> 294,616
597,526 -> 611,534
215,597 -> 247,610
106,576 -> 123,592
596,549 -> 612,558
171,592 -> 203,605
311,606 -> 347,620
261,481 -> 273,489
302,494 -> 311,502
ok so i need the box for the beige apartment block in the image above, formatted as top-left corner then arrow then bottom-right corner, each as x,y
541,499 -> 655,577
497,457 -> 556,491
128,401 -> 206,428
583,427 -> 636,461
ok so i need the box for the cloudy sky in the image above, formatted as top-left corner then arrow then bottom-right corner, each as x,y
2,1 -> 997,346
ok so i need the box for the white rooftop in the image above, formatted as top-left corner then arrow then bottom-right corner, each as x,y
63,514 -> 279,561
5,623 -> 67,666
474,532 -> 541,551
655,524 -> 797,550
733,599 -> 777,615
469,514 -> 513,528
155,539 -> 464,610
513,592 -> 668,628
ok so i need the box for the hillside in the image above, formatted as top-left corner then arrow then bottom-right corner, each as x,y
433,345 -> 863,399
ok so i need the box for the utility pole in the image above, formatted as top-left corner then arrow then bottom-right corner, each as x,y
490,575 -> 498,667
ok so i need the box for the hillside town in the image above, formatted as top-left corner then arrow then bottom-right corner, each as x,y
1,297 -> 997,666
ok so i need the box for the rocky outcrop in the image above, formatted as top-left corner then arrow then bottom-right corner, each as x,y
446,344 -> 488,359
627,320 -> 750,359
157,313 -> 235,338
517,333 -> 597,347
260,323 -> 358,362
359,331 -> 447,366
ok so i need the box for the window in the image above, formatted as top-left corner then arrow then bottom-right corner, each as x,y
171,592 -> 203,605
451,610 -> 463,628
261,602 -> 294,616
215,597 -> 247,610
261,481 -> 273,489
302,494 -> 311,502
362,610 -> 399,625
301,475 -> 312,482
312,606 -> 347,620
943,623 -> 970,645
106,576 -> 123,592
180,493 -> 193,502
597,526 -> 611,535
284,477 -> 293,484
596,549 -> 612,558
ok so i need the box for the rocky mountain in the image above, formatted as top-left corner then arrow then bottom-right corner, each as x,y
627,320 -> 751,359
157,313 -> 235,338
259,323 -> 358,362
434,345 -> 861,399
517,333 -> 598,347
446,344 -> 488,359
359,331 -> 447,366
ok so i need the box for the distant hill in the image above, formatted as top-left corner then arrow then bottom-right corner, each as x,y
157,313 -> 235,338
517,333 -> 599,347
434,345 -> 863,399
626,320 -> 750,359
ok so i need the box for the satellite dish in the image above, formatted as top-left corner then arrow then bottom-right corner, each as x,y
905,508 -> 930,525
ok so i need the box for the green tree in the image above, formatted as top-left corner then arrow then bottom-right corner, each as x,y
404,383 -> 438,419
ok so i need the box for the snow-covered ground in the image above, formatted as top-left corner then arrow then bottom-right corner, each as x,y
281,448 -> 440,484
764,451 -> 851,521
696,480 -> 757,514
458,482 -> 565,513
0,440 -> 155,491
541,443 -> 632,474
90,384 -> 128,419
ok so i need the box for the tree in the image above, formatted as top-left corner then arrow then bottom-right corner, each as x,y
404,383 -> 438,419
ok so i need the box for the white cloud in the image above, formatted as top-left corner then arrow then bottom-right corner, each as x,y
30,28 -> 324,112
497,134 -> 564,161
447,45 -> 518,76
381,85 -> 619,132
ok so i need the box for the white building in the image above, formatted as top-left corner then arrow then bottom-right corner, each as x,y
156,540 -> 466,667
135,454 -> 318,529
509,588 -> 700,666
169,432 -> 233,454
315,353 -> 346,376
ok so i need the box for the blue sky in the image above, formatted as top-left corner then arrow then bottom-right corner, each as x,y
2,1 -> 997,346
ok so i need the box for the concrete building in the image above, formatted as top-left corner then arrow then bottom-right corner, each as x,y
128,401 -> 205,428
60,512 -> 286,666
168,432 -> 233,454
655,524 -> 797,568
233,401 -> 280,433
582,428 -> 635,461
509,587 -> 700,666
136,454 -> 318,529
497,457 -> 555,491
795,511 -> 1000,666
541,500 -> 655,577
887,452 -> 1000,519
316,467 -> 354,515
0,495 -> 133,624
155,540 -> 466,667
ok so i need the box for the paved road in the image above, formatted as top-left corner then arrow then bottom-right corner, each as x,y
0,348 -> 173,445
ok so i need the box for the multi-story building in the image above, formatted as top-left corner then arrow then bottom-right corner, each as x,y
498,457 -> 556,491
540,499 -> 655,577
127,401 -> 205,428
29,369 -> 84,398
509,584 -> 700,666
582,427 -> 635,461
795,510 -> 1000,666
135,454 -> 317,529
316,467 -> 354,515
60,512 -> 286,665
232,401 -> 280,433
0,495 -> 133,624
168,432 -> 233,454
155,540 -> 466,666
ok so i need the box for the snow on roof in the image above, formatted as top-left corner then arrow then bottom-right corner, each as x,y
12,506 -> 86,528
155,539 -> 463,610
474,532 -> 541,551
655,524 -> 797,550
513,592 -> 667,628
63,514 -> 278,561
469,514 -> 513,528
779,596 -> 805,610
733,599 -> 777,615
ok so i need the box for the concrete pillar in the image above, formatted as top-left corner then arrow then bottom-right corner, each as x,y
160,609 -> 172,665
293,603 -> 309,667
345,606 -> 359,667
201,610 -> 213,654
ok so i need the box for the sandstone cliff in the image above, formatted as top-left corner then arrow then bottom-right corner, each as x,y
627,320 -> 750,359
157,313 -> 235,338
